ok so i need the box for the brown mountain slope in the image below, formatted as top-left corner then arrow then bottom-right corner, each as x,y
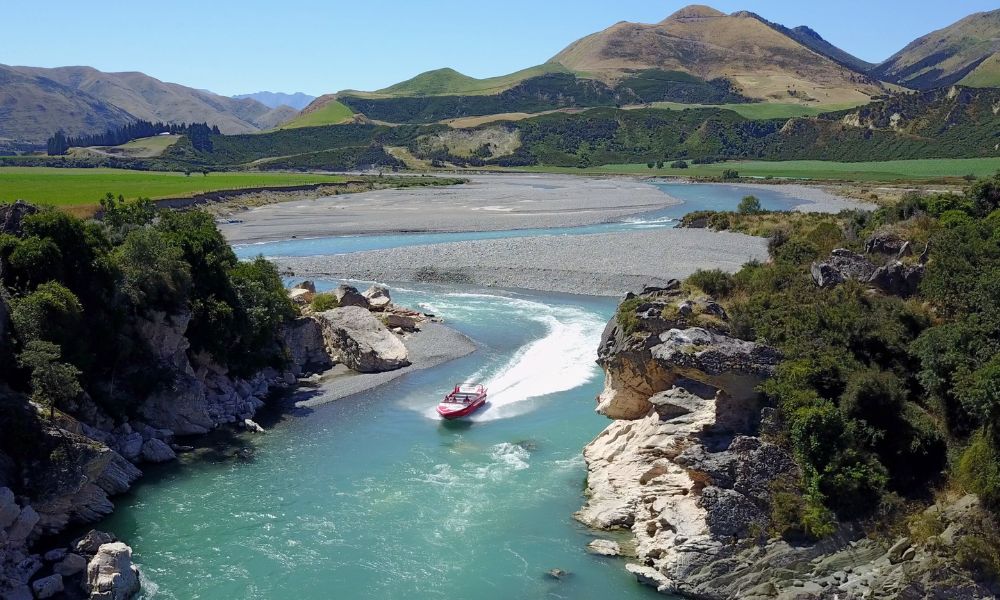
0,65 -> 133,151
10,66 -> 280,134
549,4 -> 887,104
872,9 -> 1000,90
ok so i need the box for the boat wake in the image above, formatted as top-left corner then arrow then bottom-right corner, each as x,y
472,302 -> 604,421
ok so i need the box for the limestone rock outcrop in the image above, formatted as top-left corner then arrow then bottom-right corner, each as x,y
811,240 -> 926,298
316,306 -> 410,373
86,542 -> 140,600
579,288 -> 995,598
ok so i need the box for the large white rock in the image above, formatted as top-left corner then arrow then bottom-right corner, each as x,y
362,284 -> 392,310
86,542 -> 140,600
316,307 -> 410,373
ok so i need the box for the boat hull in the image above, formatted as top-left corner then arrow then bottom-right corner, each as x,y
436,397 -> 486,419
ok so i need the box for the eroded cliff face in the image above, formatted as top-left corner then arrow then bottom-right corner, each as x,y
580,285 -> 996,599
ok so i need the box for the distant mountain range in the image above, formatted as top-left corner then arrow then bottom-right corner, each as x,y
232,91 -> 316,111
2,4 -> 999,152
0,66 -> 298,151
296,4 -> 1000,127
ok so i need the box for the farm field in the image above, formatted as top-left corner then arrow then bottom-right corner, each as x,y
519,157 -> 1000,182
0,167 -> 348,206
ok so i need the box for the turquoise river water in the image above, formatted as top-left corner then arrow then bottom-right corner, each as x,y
98,183 -> 808,599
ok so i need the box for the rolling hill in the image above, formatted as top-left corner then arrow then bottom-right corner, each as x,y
549,5 -> 886,104
292,4 -> 889,129
0,64 -> 289,151
872,8 -> 1000,90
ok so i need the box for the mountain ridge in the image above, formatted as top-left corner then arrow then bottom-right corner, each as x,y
872,8 -> 1000,89
0,64 -> 287,150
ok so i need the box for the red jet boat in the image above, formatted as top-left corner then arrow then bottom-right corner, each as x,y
437,383 -> 488,419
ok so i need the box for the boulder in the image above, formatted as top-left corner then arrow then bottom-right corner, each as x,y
86,542 -> 140,600
332,285 -> 369,309
586,539 -> 621,556
316,307 -> 410,373
140,438 -> 176,463
383,313 -> 417,332
868,261 -> 924,297
54,553 -> 87,577
292,280 -> 316,293
810,249 -> 876,288
43,548 -> 67,562
0,486 -> 19,528
7,505 -> 38,546
865,231 -> 909,256
363,285 -> 392,310
243,419 -> 265,433
287,288 -> 313,305
74,530 -> 116,555
280,317 -> 332,375
30,574 -> 63,599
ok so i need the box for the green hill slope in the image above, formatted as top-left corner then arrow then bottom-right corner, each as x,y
873,9 -> 1000,89
349,64 -> 570,98
281,98 -> 355,128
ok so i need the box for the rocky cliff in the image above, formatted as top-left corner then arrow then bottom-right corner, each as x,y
579,284 -> 995,599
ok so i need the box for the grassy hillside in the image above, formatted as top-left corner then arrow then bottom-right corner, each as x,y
525,157 -> 1000,182
549,5 -> 885,104
281,99 -> 355,128
355,64 -> 570,98
0,167 -> 348,206
960,53 -> 1000,88
873,8 -> 1000,89
644,101 -> 866,119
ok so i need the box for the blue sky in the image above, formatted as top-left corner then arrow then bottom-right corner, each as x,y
1,1 -> 995,96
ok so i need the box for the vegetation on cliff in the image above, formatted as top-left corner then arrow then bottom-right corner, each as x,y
679,175 -> 1000,558
0,198 -> 294,493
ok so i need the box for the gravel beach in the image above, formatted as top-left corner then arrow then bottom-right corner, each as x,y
275,228 -> 770,297
221,174 -> 682,244
293,322 -> 477,408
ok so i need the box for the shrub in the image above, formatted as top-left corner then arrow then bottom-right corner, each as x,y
311,293 -> 339,312
616,296 -> 643,335
772,239 -> 819,264
737,195 -> 763,215
687,269 -> 735,298
958,429 -> 1000,508
112,228 -> 191,311
670,160 -> 688,169
707,212 -> 731,230
721,169 -> 739,180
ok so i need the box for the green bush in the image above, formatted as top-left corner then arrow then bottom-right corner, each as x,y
311,293 -> 339,312
687,269 -> 735,298
616,296 -> 643,335
737,195 -> 762,215
958,429 -> 1000,508
670,160 -> 688,169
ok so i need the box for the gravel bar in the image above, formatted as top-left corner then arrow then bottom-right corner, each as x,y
275,228 -> 770,297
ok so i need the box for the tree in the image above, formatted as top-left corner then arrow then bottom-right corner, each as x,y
17,340 -> 82,419
738,195 -> 763,215
100,194 -> 156,234
112,228 -> 191,311
46,131 -> 69,156
722,169 -> 740,180
646,162 -> 655,169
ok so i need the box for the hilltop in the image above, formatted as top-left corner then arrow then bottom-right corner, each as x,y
549,5 -> 886,104
873,8 -> 1000,89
